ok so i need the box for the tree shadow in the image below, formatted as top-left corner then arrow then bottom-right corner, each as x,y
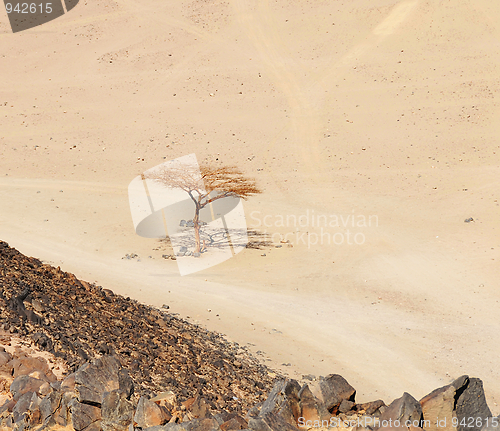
156,228 -> 271,252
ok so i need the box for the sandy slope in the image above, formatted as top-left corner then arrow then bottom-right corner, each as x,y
1,0 -> 500,412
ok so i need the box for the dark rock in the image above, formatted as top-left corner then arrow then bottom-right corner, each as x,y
357,399 -> 386,416
455,378 -> 491,431
379,392 -> 423,429
39,390 -> 63,424
12,391 -> 33,423
75,355 -> 121,405
10,375 -> 44,401
259,379 -> 300,427
338,399 -> 355,413
118,368 -> 134,399
70,398 -> 102,431
481,415 -> 500,431
320,374 -> 356,413
183,395 -> 212,420
101,389 -> 135,431
297,384 -> 330,424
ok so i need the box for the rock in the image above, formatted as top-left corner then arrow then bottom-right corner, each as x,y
70,398 -> 102,431
101,389 -> 135,431
379,392 -> 423,429
134,395 -> 170,428
420,384 -> 457,431
119,368 -> 134,399
180,246 -> 188,253
180,220 -> 186,227
455,377 -> 491,431
61,373 -> 76,392
39,390 -> 62,424
75,355 -> 122,405
183,395 -> 212,420
0,351 -> 12,367
297,384 -> 330,424
258,379 -> 300,428
249,415 -> 298,430
10,375 -> 44,401
11,356 -> 57,382
356,399 -> 386,416
54,391 -> 76,426
150,391 -> 176,409
220,415 -> 248,430
142,418 -> 222,430
12,391 -> 33,423
481,415 -> 500,431
320,374 -> 356,413
339,399 -> 355,413
26,392 -> 42,427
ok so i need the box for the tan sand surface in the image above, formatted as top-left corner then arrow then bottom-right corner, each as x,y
1,0 -> 500,412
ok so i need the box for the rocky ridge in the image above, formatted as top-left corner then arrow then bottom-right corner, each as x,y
0,241 -> 499,431
0,240 -> 276,413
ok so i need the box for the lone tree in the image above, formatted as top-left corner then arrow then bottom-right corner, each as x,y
145,164 -> 261,253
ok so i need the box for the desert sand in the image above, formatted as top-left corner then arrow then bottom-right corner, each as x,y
1,0 -> 500,412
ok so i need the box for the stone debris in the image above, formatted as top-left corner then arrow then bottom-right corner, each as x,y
0,241 -> 498,431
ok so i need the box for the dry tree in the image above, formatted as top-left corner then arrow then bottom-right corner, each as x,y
145,164 -> 261,253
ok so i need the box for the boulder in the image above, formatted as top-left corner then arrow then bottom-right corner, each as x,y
75,355 -> 122,406
11,356 -> 57,382
39,390 -> 63,424
319,374 -> 356,412
357,399 -> 386,416
258,379 -> 301,427
379,392 -> 423,429
10,375 -> 44,401
134,395 -> 170,428
481,415 -> 500,431
12,391 -> 33,423
101,389 -> 135,431
220,415 -> 248,430
70,398 -> 102,431
297,384 -> 330,424
420,384 -> 457,431
455,377 -> 491,431
249,414 -> 298,430
61,373 -> 76,392
182,395 -> 212,420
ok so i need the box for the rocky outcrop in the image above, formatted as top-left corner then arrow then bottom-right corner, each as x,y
0,241 -> 498,431
0,240 -> 276,414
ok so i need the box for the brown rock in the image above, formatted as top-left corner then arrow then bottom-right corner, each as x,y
101,389 -> 135,431
259,379 -> 301,427
357,399 -> 386,416
134,395 -> 170,428
75,356 -> 121,405
11,355 -> 57,382
220,415 -> 248,430
70,398 -> 102,431
320,374 -> 356,413
420,384 -> 456,431
379,392 -> 423,429
298,384 -> 330,424
10,375 -> 44,401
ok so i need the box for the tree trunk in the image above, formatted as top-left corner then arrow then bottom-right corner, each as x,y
193,205 -> 201,253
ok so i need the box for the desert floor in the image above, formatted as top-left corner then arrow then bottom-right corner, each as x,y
1,0 -> 500,411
